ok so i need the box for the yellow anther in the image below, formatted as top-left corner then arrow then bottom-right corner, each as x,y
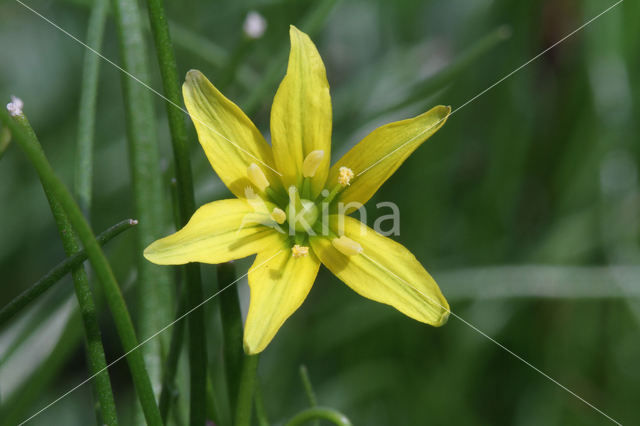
302,150 -> 325,178
270,207 -> 286,224
337,166 -> 354,186
291,244 -> 309,258
247,163 -> 270,191
332,236 -> 363,256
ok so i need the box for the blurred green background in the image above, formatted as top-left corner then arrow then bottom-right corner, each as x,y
1,0 -> 639,424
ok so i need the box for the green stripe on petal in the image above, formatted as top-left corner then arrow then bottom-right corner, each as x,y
310,215 -> 449,326
183,70 -> 282,198
270,26 -> 332,198
144,198 -> 283,265
244,244 -> 320,354
329,105 -> 451,209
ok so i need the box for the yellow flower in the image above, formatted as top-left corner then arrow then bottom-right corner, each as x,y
144,26 -> 451,354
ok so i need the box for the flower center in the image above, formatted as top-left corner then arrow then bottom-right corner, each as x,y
286,198 -> 319,232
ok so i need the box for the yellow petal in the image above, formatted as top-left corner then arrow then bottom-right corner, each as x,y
183,70 -> 281,198
144,198 -> 282,265
244,243 -> 320,354
328,105 -> 450,208
310,216 -> 449,326
270,26 -> 332,198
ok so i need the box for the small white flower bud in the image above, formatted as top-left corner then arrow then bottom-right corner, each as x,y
243,11 -> 267,39
6,96 -> 24,117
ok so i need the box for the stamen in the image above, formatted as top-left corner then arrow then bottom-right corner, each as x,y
302,150 -> 325,178
332,236 -> 363,256
291,244 -> 309,258
247,163 -> 270,191
337,166 -> 354,186
270,207 -> 286,224
244,186 -> 258,199
322,184 -> 342,205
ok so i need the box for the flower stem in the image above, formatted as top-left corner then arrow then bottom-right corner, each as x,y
234,354 -> 259,426
74,0 -> 108,216
0,109 -> 163,425
144,0 -> 208,422
254,381 -> 270,426
299,365 -> 318,408
0,219 -> 136,327
284,407 -> 353,426
158,282 -> 186,423
217,262 -> 244,416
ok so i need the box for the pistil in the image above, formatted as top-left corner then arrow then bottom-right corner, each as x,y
286,186 -> 319,233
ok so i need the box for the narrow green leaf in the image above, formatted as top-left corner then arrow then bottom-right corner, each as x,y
110,0 -> 173,402
0,219 -> 137,327
74,0 -> 109,215
144,0 -> 208,423
0,109 -> 163,425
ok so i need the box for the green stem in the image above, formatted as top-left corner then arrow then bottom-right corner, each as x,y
234,355 -> 259,426
299,365 -> 318,426
254,381 -> 270,426
72,1 -> 113,421
284,408 -> 353,426
0,123 -> 11,159
144,0 -> 208,423
0,219 -> 137,327
0,109 -> 163,425
43,190 -> 119,425
206,375 -> 223,426
110,0 -> 173,401
74,0 -> 108,215
217,262 -> 244,418
241,0 -> 340,115
299,365 -> 318,408
158,283 -> 187,423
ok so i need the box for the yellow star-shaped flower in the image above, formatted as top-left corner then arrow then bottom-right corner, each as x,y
144,26 -> 451,354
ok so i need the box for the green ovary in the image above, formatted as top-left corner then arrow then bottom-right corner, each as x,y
286,199 -> 319,233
